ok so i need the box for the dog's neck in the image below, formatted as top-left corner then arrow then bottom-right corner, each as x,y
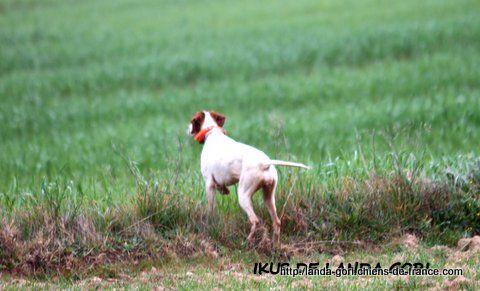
194,126 -> 226,144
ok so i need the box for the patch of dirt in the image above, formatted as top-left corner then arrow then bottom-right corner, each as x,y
444,275 -> 470,289
429,245 -> 452,254
248,224 -> 272,255
457,235 -> 480,252
471,236 -> 480,251
402,233 -> 419,249
445,236 -> 480,266
329,255 -> 344,266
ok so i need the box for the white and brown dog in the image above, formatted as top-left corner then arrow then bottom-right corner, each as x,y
188,111 -> 309,246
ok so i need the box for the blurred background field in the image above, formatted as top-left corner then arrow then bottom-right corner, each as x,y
1,0 -> 479,199
0,0 -> 480,283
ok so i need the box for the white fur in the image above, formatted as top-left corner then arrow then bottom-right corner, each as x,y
190,111 -> 309,245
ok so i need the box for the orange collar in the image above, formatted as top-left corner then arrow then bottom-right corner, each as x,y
194,126 -> 226,144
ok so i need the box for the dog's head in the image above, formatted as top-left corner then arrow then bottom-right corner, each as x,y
187,111 -> 226,137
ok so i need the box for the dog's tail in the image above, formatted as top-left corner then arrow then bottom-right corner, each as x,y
268,159 -> 311,170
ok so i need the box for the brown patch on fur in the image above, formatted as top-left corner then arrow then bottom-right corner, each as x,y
190,111 -> 205,135
212,175 -> 230,195
209,111 -> 226,127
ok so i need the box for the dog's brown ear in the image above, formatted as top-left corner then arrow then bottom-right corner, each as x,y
191,111 -> 205,135
210,111 -> 226,127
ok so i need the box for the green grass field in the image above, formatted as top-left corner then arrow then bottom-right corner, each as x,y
1,0 -> 480,288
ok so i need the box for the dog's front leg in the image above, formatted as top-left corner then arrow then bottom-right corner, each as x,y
205,180 -> 217,216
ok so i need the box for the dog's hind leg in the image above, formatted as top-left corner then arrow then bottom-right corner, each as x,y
262,168 -> 280,247
263,183 -> 280,247
238,176 -> 261,244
